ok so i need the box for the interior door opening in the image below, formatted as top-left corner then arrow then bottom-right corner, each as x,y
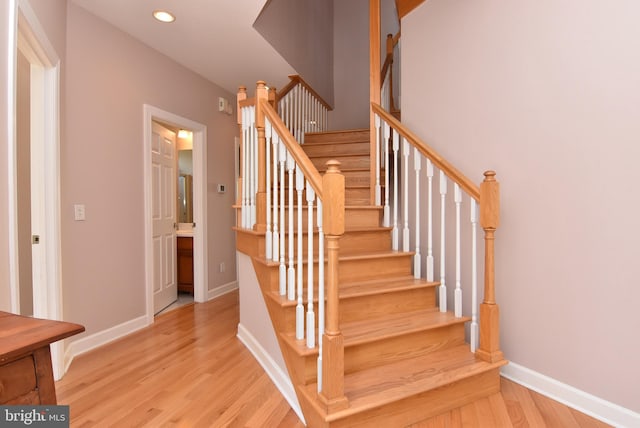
143,106 -> 208,323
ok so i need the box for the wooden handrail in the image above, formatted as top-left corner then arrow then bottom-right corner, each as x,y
277,75 -> 333,111
259,99 -> 324,199
371,102 -> 481,201
239,98 -> 256,108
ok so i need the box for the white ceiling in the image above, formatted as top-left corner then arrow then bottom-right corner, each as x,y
70,0 -> 296,94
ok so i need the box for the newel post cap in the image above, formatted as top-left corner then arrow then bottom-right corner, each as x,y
323,160 -> 345,236
480,170 -> 500,229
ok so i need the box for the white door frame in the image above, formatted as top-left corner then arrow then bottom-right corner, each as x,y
8,0 -> 64,377
143,105 -> 208,324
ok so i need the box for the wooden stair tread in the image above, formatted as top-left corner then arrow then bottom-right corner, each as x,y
279,309 -> 466,357
302,345 -> 507,421
256,249 -> 412,268
267,275 -> 436,308
339,276 -> 438,298
339,250 -> 414,261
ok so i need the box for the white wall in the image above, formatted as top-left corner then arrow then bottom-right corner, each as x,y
254,0 -> 334,107
0,0 -> 13,312
402,0 -> 640,413
62,3 -> 238,338
330,0 -> 369,130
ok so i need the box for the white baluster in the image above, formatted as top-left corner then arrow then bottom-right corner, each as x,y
374,115 -> 382,205
470,199 -> 479,352
383,121 -> 391,227
454,183 -> 462,318
296,165 -> 304,339
306,182 -> 316,348
317,199 -> 324,392
249,107 -> 256,228
278,141 -> 287,296
402,137 -> 410,252
426,159 -> 434,282
439,170 -> 447,312
272,133 -> 280,261
265,119 -> 272,260
413,148 -> 421,278
302,87 -> 308,144
392,129 -> 399,250
295,85 -> 301,142
240,106 -> 247,228
287,152 -> 295,301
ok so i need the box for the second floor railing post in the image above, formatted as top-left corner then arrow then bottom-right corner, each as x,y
320,160 -> 349,412
369,0 -> 381,205
236,86 -> 247,227
476,171 -> 504,363
254,81 -> 268,232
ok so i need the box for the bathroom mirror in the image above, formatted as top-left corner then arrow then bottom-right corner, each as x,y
178,149 -> 193,223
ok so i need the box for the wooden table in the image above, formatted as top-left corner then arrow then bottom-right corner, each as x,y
0,311 -> 84,405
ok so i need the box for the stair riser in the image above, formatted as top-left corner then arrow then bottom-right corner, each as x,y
294,323 -> 467,385
340,287 -> 435,324
257,254 -> 413,294
241,229 -> 391,264
302,141 -> 369,157
304,130 -> 369,145
254,207 -> 381,229
339,254 -> 412,283
311,156 -> 370,171
274,230 -> 392,258
279,187 -> 371,209
300,368 -> 502,428
275,286 -> 437,340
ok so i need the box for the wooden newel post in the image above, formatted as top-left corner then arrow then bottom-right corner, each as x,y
254,81 -> 268,232
268,86 -> 277,110
320,160 -> 349,412
236,86 -> 247,217
477,171 -> 504,363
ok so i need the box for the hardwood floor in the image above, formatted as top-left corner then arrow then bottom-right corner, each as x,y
56,291 -> 610,427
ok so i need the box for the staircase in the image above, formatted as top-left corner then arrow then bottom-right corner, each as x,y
236,122 -> 507,426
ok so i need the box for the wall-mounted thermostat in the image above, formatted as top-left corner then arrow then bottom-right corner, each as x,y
217,184 -> 226,193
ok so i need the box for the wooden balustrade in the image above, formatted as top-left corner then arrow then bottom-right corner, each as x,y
238,81 -> 346,401
371,101 -> 502,363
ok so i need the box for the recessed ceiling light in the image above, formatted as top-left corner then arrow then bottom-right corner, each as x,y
153,10 -> 175,23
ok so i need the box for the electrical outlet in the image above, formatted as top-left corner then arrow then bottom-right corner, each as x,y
219,262 -> 225,273
74,204 -> 86,221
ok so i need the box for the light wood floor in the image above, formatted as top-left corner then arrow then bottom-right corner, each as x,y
56,290 -> 610,427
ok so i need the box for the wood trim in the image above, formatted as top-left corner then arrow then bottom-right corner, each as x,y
381,31 -> 401,86
277,75 -> 333,111
259,99 -> 324,199
239,97 -> 256,108
396,0 -> 426,19
371,102 -> 481,201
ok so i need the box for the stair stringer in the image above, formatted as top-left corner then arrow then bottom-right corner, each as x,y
240,246 -> 321,425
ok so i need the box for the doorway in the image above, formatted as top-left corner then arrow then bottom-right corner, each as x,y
8,1 -> 64,377
143,106 -> 208,324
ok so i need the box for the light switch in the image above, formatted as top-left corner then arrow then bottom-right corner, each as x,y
74,204 -> 86,221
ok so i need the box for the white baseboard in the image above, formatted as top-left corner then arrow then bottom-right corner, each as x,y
236,323 -> 305,425
63,315 -> 149,375
501,363 -> 640,428
207,281 -> 238,301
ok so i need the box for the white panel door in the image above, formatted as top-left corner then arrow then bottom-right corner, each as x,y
152,122 -> 177,314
